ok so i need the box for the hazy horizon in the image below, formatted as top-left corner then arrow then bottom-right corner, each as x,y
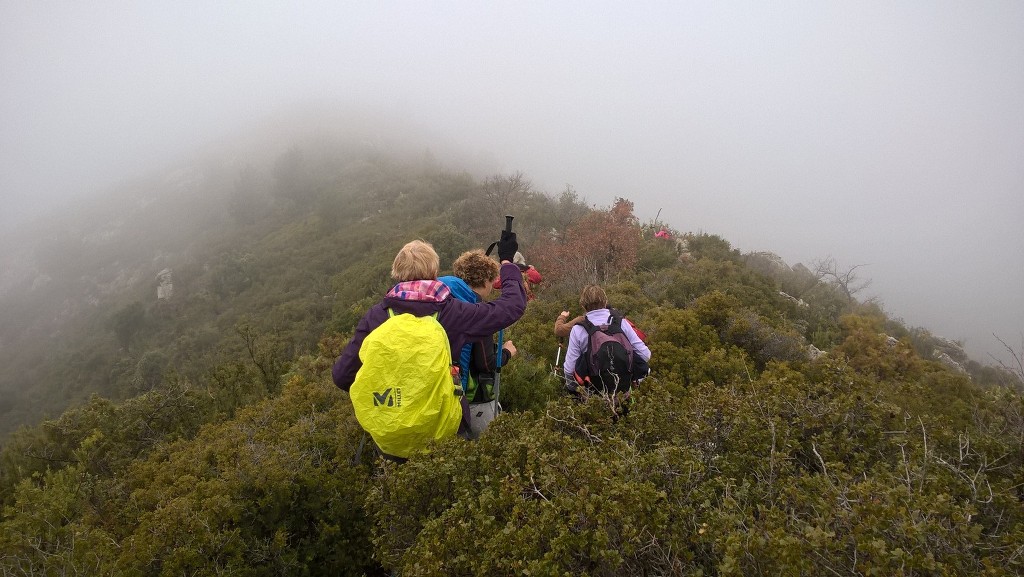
2,1 -> 1022,365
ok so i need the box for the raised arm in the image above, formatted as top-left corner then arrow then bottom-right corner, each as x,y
554,311 -> 585,338
445,262 -> 526,339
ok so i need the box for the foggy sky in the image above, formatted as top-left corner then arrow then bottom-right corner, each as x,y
2,1 -> 1022,363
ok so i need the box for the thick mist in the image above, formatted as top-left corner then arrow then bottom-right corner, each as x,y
2,2 -> 1022,363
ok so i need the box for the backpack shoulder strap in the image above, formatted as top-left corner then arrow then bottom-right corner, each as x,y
606,315 -> 625,334
579,316 -> 599,336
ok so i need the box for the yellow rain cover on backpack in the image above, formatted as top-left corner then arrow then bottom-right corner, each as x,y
350,310 -> 462,459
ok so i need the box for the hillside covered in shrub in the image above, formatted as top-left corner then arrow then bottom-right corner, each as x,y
1,139 -> 1023,575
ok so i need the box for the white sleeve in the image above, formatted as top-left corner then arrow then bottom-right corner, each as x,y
621,319 -> 651,361
563,325 -> 586,376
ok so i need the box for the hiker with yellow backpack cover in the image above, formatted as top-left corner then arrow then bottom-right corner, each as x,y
332,231 -> 525,461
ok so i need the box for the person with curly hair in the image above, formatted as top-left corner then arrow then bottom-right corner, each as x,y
439,250 -> 518,435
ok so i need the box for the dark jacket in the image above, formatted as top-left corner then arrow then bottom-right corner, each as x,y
469,337 -> 509,379
332,262 -> 526,391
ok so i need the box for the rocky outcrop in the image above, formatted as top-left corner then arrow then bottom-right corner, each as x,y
747,251 -> 792,274
779,291 -> 809,308
792,262 -> 814,278
157,268 -> 173,300
933,351 -> 968,375
676,237 -> 692,262
932,336 -> 967,359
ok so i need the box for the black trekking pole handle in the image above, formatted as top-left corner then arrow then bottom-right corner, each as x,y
485,214 -> 515,257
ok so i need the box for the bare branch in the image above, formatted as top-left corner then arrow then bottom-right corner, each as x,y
991,333 -> 1024,386
811,256 -> 872,302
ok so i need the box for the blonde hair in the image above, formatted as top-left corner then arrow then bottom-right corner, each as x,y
452,249 -> 500,289
579,285 -> 608,312
391,240 -> 440,282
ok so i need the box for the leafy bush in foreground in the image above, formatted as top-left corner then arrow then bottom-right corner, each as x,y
367,356 -> 1024,576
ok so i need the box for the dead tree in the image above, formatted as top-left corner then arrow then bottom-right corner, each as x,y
481,171 -> 531,217
992,333 -> 1024,386
812,256 -> 872,302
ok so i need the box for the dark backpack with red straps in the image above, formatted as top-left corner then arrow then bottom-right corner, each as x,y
574,315 -> 647,394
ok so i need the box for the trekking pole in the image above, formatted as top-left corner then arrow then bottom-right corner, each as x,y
352,431 -> 368,465
552,338 -> 563,378
493,327 -> 505,415
485,215 -> 515,258
490,215 -> 515,414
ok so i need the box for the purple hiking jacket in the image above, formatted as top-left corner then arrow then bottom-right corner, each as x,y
332,262 -> 526,391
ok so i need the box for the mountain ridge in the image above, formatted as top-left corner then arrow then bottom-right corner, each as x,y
1,135 -> 1022,574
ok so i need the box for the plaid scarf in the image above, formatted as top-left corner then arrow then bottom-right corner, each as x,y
386,279 -> 452,302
